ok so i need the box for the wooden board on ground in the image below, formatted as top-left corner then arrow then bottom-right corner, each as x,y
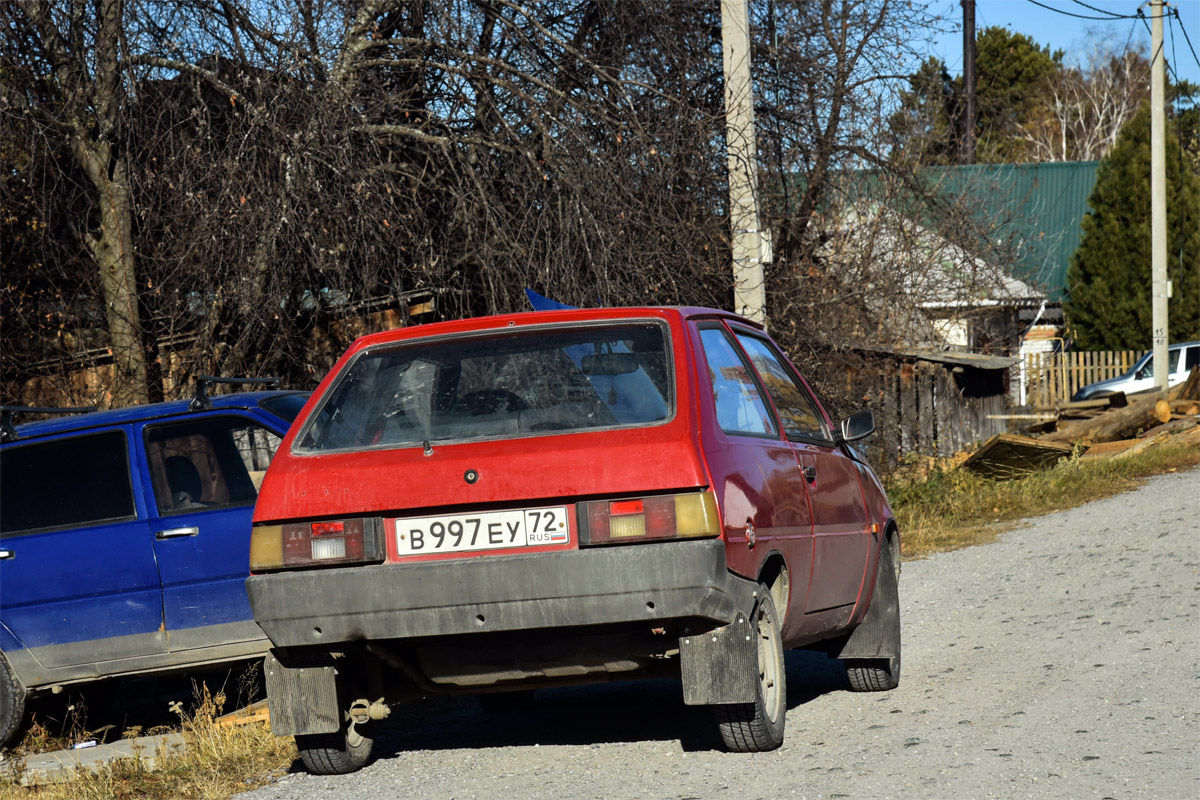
1079,438 -> 1156,461
1135,418 -> 1200,438
216,699 -> 270,728
963,434 -> 1075,479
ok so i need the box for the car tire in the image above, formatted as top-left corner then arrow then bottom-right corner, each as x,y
715,584 -> 786,752
0,650 -> 26,749
845,536 -> 901,692
295,721 -> 374,775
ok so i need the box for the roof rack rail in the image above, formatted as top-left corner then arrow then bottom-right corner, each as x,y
189,376 -> 281,411
1,405 -> 98,443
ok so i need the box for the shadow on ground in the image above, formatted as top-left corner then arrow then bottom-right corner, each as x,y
366,649 -> 850,759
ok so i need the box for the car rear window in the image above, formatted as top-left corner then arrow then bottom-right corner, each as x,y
0,430 -> 135,536
295,321 -> 672,452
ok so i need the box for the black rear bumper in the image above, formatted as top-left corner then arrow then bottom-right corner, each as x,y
247,539 -> 756,648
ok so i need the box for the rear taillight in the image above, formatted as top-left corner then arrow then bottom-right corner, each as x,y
250,517 -> 385,571
578,491 -> 719,545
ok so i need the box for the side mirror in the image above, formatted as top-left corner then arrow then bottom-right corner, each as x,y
839,409 -> 875,443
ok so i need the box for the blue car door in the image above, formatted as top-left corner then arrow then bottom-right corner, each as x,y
0,427 -> 166,675
139,414 -> 282,653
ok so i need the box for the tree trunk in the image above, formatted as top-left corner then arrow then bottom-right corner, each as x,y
74,137 -> 149,407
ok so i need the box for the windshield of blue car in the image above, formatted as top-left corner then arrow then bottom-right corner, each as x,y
294,321 -> 673,452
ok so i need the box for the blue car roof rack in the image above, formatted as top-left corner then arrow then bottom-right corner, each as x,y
189,376 -> 281,411
0,405 -> 98,443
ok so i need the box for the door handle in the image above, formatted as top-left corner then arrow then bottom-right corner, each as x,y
0,549 -> 13,560
156,526 -> 199,540
802,464 -> 817,482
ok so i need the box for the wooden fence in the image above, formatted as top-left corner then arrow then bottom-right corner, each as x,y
1023,350 -> 1141,407
860,358 -> 1012,468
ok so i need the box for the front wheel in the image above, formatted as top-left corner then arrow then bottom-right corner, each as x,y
295,721 -> 374,775
715,584 -> 786,752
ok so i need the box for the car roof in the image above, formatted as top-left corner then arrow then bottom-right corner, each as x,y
345,306 -> 761,353
4,390 -> 306,443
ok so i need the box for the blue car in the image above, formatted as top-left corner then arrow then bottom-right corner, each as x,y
0,379 -> 308,747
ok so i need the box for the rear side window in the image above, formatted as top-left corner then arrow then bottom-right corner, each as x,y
1184,346 -> 1199,372
0,431 -> 135,536
296,322 -> 672,452
145,417 -> 282,515
734,333 -> 829,441
699,328 -> 777,436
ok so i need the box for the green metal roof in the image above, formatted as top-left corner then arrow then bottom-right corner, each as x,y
917,162 -> 1099,301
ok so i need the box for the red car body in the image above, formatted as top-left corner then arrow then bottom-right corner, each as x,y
248,307 -> 900,773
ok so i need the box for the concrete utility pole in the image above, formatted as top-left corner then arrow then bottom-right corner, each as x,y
1150,0 -> 1169,390
721,0 -> 766,325
960,0 -> 977,164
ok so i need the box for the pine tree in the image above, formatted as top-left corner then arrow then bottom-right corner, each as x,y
888,27 -> 1061,164
1065,105 -> 1200,350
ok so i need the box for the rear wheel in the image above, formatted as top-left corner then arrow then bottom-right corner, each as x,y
0,651 -> 25,749
846,536 -> 901,692
295,720 -> 373,775
716,584 -> 786,752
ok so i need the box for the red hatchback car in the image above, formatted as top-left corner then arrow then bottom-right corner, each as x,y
247,307 -> 900,774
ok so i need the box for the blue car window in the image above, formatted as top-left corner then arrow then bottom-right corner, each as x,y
258,393 -> 308,423
145,417 -> 281,515
0,430 -> 135,536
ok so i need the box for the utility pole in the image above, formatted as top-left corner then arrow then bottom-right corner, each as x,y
1150,0 -> 1169,390
721,0 -> 766,325
961,0 -> 977,164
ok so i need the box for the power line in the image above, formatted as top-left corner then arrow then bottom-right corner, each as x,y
1172,8 -> 1200,72
1024,0 -> 1169,21
1068,0 -> 1127,19
1140,8 -> 1186,88
1025,0 -> 1135,21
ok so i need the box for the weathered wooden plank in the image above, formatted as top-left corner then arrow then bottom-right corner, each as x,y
963,434 -> 1074,479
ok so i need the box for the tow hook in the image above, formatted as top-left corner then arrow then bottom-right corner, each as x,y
348,698 -> 391,725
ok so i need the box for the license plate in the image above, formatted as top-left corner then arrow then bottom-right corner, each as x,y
395,507 -> 570,556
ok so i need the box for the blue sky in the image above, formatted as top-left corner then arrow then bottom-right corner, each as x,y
920,0 -> 1200,87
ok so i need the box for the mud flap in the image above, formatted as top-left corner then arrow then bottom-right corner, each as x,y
264,650 -> 342,736
835,539 -> 900,660
679,612 -> 757,705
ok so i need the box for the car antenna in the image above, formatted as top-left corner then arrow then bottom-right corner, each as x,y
0,405 -> 98,443
189,376 -> 282,411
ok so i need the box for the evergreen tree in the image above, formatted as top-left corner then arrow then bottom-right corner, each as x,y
888,27 -> 1061,163
1065,105 -> 1200,350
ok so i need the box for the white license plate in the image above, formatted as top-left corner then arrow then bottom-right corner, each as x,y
395,507 -> 570,555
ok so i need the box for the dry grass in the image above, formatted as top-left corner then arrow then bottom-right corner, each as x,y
0,686 -> 296,800
888,440 -> 1200,559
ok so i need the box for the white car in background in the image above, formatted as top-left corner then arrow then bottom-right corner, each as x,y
1072,341 -> 1200,401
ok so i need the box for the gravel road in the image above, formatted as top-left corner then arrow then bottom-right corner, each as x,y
239,469 -> 1199,800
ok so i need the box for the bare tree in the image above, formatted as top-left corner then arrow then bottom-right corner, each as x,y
1019,43 -> 1150,162
4,0 -> 151,405
4,0 -> 953,415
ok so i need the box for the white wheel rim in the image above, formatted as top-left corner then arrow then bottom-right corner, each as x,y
758,605 -> 781,722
